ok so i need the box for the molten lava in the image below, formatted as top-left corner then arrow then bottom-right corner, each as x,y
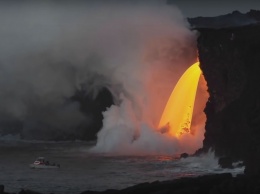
158,62 -> 201,137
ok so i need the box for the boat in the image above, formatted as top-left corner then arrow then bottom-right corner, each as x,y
29,157 -> 60,169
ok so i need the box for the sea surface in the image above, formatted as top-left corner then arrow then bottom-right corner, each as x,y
0,137 -> 244,194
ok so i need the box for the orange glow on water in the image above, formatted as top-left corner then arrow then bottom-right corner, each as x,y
158,62 -> 201,137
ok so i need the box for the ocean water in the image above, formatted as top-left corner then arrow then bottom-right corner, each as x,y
0,138 -> 244,194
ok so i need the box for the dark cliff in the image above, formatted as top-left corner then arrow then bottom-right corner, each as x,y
188,10 -> 260,29
197,24 -> 260,175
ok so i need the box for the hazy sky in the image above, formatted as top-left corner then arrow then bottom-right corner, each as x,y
170,0 -> 260,17
2,0 -> 260,18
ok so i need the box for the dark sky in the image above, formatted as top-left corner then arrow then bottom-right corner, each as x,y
169,0 -> 260,17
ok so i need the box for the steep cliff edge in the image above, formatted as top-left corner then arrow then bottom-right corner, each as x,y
197,24 -> 260,175
188,10 -> 260,29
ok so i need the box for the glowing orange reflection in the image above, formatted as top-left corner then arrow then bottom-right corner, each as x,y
158,62 -> 201,137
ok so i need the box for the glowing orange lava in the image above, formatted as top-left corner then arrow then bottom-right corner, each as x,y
158,62 -> 201,137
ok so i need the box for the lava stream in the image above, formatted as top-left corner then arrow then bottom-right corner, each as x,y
158,62 -> 201,137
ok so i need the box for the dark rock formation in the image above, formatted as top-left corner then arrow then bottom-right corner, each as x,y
180,153 -> 189,158
71,87 -> 114,141
244,10 -> 260,22
0,185 -> 13,194
81,173 -> 260,194
197,22 -> 260,175
18,189 -> 43,194
0,86 -> 114,141
3,173 -> 260,194
188,10 -> 260,29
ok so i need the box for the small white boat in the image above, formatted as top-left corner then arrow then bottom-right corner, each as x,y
29,157 -> 60,169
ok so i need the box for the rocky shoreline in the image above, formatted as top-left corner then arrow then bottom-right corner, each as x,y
2,173 -> 260,194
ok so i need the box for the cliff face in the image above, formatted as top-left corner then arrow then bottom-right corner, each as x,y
197,24 -> 260,174
188,10 -> 260,29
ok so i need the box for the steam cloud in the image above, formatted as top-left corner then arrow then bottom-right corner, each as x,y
0,1 -> 205,154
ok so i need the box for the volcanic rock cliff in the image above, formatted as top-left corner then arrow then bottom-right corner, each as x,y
188,10 -> 260,29
196,22 -> 260,175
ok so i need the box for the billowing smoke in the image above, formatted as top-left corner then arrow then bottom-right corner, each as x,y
0,1 -> 205,154
83,2 -> 204,155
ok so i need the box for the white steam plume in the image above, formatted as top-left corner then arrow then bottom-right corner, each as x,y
85,2 -> 206,155
0,1 -> 205,154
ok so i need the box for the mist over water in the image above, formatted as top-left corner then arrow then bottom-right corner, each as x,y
0,1 -> 207,155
